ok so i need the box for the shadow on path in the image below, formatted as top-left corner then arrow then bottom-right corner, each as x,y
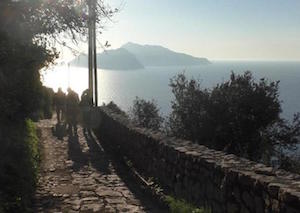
87,130 -> 167,212
37,119 -> 166,212
68,134 -> 88,171
84,129 -> 111,175
34,194 -> 64,212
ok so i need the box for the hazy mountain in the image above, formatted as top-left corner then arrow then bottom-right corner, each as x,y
122,42 -> 210,66
69,48 -> 144,70
69,42 -> 210,70
69,53 -> 88,68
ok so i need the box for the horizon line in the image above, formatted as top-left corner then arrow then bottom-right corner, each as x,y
209,58 -> 300,62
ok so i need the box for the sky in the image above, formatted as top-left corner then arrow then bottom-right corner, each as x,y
63,0 -> 300,61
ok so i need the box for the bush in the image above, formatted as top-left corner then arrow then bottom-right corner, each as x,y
30,86 -> 55,121
167,71 -> 300,163
0,119 -> 40,212
130,97 -> 163,131
40,87 -> 54,119
105,101 -> 128,118
165,196 -> 211,213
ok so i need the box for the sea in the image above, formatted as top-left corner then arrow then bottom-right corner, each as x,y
42,60 -> 300,121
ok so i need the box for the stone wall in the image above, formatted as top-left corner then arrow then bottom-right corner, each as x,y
94,107 -> 300,213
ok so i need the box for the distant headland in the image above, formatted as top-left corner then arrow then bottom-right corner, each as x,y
69,42 -> 210,70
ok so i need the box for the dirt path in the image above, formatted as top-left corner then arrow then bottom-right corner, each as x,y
34,119 -> 166,212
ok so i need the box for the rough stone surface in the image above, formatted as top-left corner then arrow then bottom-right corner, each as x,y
34,118 -> 166,212
96,107 -> 300,213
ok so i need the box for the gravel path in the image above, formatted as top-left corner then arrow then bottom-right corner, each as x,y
34,118 -> 166,213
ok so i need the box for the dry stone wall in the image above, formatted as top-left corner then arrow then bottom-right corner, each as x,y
94,107 -> 300,213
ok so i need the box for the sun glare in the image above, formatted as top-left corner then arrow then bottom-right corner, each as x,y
42,65 -> 88,96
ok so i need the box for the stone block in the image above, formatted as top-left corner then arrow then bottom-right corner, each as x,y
242,191 -> 254,210
227,202 -> 239,213
254,196 -> 264,213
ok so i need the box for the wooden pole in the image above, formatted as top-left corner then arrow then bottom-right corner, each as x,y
88,0 -> 94,105
92,0 -> 98,106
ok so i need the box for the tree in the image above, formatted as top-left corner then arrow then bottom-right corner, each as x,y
0,1 -> 116,211
167,72 -> 300,163
130,97 -> 164,131
0,0 -> 116,124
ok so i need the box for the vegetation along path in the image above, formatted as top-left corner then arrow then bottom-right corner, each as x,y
34,118 -> 166,212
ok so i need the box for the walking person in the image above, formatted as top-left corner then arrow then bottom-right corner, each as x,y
53,87 -> 66,123
80,89 -> 92,133
66,88 -> 80,136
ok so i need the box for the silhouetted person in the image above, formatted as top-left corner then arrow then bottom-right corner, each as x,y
80,89 -> 93,133
53,87 -> 66,123
66,88 -> 80,135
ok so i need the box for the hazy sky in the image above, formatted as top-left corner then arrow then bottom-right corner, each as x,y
59,0 -> 300,61
94,0 -> 300,60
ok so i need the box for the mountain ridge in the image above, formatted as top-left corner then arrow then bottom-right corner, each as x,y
122,42 -> 210,66
69,42 -> 210,70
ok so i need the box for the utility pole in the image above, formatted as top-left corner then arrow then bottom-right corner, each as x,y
88,0 -> 98,106
88,0 -> 93,105
93,0 -> 98,107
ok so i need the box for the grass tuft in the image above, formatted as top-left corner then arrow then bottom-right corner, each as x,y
165,196 -> 211,213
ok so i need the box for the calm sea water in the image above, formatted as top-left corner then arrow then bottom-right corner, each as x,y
42,60 -> 300,120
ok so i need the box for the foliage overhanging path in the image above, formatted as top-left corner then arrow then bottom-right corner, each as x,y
34,118 -> 166,212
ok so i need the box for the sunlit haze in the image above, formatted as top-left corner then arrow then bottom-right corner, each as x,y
45,0 -> 300,94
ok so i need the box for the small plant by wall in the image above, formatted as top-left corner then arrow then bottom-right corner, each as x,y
166,196 -> 211,213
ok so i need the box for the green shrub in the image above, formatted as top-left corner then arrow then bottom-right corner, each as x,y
24,119 -> 40,178
105,101 -> 128,118
165,196 -> 211,213
168,72 -> 300,163
130,97 -> 164,131
40,87 -> 54,120
0,119 -> 40,212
